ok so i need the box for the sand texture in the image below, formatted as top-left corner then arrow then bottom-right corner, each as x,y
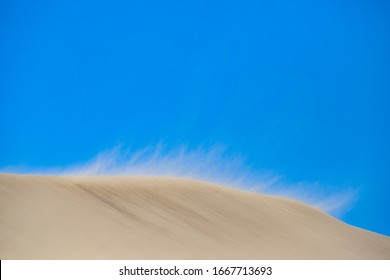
0,174 -> 389,259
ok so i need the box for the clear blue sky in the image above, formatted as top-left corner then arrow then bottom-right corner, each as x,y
1,0 -> 389,235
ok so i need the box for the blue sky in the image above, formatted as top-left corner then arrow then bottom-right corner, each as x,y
1,0 -> 389,235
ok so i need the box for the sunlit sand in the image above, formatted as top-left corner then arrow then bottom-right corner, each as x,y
1,174 -> 389,259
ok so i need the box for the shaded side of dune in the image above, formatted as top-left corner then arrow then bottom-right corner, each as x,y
0,174 -> 389,259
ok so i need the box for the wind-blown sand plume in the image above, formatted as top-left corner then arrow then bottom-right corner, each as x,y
0,174 -> 389,259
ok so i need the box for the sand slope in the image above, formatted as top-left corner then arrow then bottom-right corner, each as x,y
0,174 -> 389,259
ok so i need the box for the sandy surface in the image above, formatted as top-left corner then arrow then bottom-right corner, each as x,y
0,174 -> 389,259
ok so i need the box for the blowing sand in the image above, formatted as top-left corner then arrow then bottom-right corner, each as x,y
0,174 -> 389,259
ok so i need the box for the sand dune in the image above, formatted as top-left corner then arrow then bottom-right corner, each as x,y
0,174 -> 389,259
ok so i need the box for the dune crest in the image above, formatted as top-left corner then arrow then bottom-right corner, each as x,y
0,174 -> 389,259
